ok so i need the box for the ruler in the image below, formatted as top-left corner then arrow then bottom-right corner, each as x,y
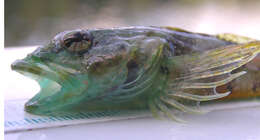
5,99 -> 260,134
4,99 -> 151,133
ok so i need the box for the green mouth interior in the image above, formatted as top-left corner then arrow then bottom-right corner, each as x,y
12,60 -> 62,113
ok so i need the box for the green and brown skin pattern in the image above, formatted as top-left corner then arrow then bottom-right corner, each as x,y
11,26 -> 260,120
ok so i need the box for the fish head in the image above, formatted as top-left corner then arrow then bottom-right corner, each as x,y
11,29 -> 133,115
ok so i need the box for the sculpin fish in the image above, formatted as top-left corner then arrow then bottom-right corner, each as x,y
11,26 -> 260,121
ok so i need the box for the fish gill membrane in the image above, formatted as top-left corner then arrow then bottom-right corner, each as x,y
10,27 -> 260,122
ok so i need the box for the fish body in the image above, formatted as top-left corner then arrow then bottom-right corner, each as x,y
11,26 -> 260,121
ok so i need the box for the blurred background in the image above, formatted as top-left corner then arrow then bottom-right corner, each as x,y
5,0 -> 260,47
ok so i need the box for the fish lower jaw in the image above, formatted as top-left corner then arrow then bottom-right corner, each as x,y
23,76 -> 62,114
12,63 -> 63,114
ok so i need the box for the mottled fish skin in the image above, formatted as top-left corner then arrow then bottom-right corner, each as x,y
11,26 -> 260,120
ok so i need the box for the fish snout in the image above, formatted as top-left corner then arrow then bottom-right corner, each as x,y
11,59 -> 22,70
11,59 -> 31,71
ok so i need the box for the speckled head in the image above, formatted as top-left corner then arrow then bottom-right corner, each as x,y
11,29 -> 133,115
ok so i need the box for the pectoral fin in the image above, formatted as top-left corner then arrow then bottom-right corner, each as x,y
149,41 -> 260,121
171,41 -> 260,96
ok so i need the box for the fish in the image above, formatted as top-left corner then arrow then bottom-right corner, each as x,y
11,26 -> 260,121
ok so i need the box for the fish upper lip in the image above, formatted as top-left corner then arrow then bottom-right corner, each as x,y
11,59 -> 64,85
11,60 -> 40,74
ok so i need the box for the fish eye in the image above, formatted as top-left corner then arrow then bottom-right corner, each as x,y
62,31 -> 93,55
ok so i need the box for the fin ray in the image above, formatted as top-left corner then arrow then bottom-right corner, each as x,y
161,96 -> 207,114
167,91 -> 230,101
177,53 -> 257,81
155,99 -> 185,122
172,42 -> 260,82
181,71 -> 246,89
148,100 -> 161,119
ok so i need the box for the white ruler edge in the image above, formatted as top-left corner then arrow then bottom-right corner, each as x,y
4,99 -> 260,134
4,99 -> 151,134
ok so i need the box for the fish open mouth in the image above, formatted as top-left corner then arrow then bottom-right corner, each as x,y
11,59 -> 62,114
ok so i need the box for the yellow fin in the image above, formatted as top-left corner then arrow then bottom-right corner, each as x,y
175,41 -> 260,81
216,33 -> 256,44
149,41 -> 260,122
161,41 -> 260,120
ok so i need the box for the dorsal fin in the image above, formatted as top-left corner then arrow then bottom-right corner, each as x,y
216,33 -> 256,44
